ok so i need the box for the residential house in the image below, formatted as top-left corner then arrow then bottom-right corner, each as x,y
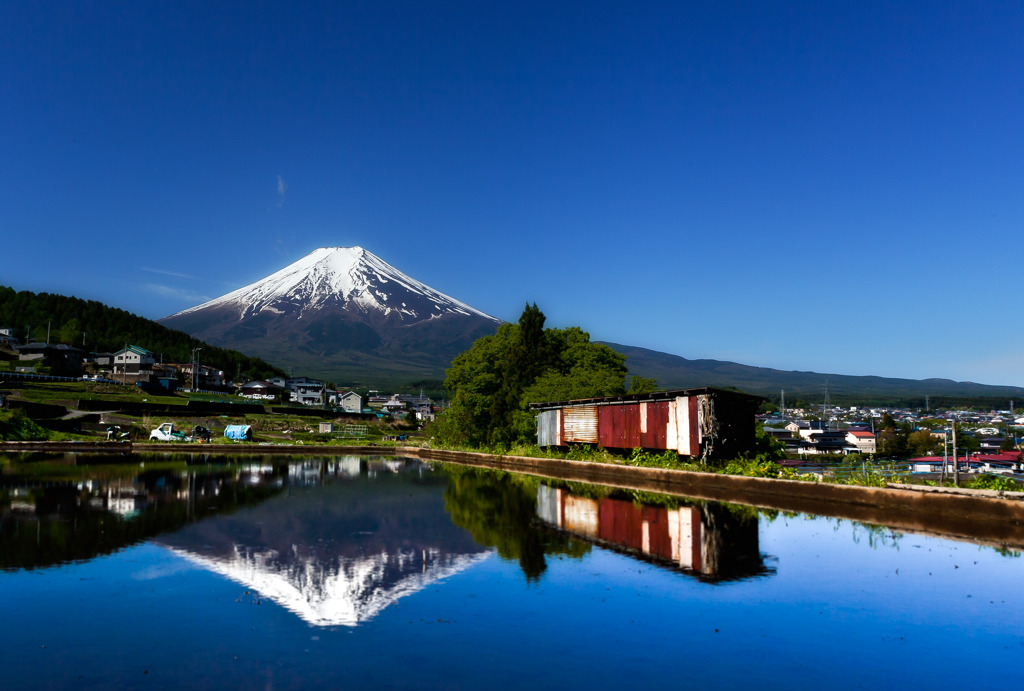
238,380 -> 287,401
0,327 -> 17,349
802,430 -> 848,454
381,396 -> 409,415
15,342 -> 85,374
178,362 -> 226,389
786,420 -> 829,440
333,391 -> 365,414
979,436 -> 1006,454
112,345 -> 156,382
845,430 -> 877,454
286,377 -> 327,406
975,452 -> 1022,474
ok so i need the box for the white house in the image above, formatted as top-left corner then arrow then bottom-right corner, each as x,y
845,430 -> 877,454
335,391 -> 364,414
112,345 -> 155,381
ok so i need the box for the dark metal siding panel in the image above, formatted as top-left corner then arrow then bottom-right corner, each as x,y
703,391 -> 759,460
597,405 -> 615,448
598,403 -> 650,450
563,405 -> 599,444
687,396 -> 701,456
598,404 -> 625,448
622,404 -> 642,449
641,401 -> 670,449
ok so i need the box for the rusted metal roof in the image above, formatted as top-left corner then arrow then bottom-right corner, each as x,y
528,387 -> 765,410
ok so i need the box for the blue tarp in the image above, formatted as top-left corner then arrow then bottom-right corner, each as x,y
224,424 -> 253,441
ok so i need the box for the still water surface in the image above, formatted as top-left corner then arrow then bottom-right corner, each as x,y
1,454 -> 1021,689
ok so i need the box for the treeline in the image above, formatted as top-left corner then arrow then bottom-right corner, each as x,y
0,286 -> 285,381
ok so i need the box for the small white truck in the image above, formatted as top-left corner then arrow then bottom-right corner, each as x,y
149,422 -> 188,442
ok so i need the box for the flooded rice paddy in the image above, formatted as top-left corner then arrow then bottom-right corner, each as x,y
1,453 -> 1021,689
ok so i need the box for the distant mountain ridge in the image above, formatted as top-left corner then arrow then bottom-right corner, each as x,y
160,247 -> 502,386
155,247 -> 1024,400
602,342 -> 1024,405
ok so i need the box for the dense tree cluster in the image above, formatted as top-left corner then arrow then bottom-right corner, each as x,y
875,414 -> 983,458
0,286 -> 284,381
436,304 -> 632,446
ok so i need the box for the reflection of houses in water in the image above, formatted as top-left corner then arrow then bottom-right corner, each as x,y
0,465 -> 290,571
536,486 -> 773,582
102,482 -> 148,516
286,456 -> 403,486
74,479 -> 150,517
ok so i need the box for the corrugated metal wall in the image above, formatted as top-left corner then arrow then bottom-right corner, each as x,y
535,389 -> 759,460
562,405 -> 599,444
536,409 -> 563,447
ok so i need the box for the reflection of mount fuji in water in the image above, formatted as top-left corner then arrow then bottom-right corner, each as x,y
157,458 -> 490,627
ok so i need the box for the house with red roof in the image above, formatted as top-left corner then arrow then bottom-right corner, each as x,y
845,430 -> 877,454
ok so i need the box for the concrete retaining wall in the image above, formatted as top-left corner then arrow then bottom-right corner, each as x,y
2,441 -> 1022,547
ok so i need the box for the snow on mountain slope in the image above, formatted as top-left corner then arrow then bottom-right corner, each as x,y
167,246 -> 499,324
159,246 -> 502,383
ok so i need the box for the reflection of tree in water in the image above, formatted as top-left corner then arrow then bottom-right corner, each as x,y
443,467 -> 590,581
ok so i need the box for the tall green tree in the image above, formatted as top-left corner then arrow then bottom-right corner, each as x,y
438,304 -> 628,446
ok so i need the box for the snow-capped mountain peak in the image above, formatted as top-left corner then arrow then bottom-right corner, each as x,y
167,246 -> 499,323
159,246 -> 503,383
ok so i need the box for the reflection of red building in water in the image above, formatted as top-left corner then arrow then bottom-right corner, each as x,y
536,486 -> 772,582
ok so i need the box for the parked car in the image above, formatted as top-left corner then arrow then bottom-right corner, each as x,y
149,422 -> 188,442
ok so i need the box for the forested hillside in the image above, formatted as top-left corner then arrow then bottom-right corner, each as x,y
0,286 -> 285,380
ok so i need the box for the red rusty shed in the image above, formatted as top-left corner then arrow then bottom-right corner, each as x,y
532,387 -> 764,461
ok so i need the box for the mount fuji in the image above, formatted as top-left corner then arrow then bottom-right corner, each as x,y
160,247 -> 502,385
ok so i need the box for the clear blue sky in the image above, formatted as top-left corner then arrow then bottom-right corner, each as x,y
3,2 -> 1022,386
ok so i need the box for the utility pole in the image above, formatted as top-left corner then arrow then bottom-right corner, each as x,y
780,389 -> 785,417
952,420 -> 959,487
191,347 -> 202,391
941,430 -> 948,485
